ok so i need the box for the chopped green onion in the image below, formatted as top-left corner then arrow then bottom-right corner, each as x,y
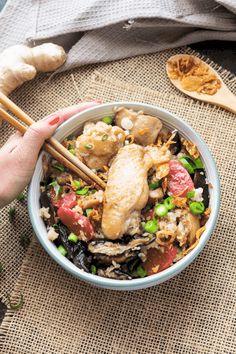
90,265 -> 97,274
154,203 -> 168,217
178,156 -> 195,174
6,292 -> 24,311
163,197 -> 175,211
84,143 -> 93,150
68,233 -> 79,243
101,134 -> 109,141
187,191 -> 195,199
57,245 -> 67,256
85,208 -> 93,217
16,192 -> 25,202
194,157 -> 204,169
136,265 -> 147,278
68,143 -> 75,150
76,187 -> 89,195
102,116 -> 113,125
144,219 -> 158,233
49,180 -> 57,187
9,207 -> 16,223
52,163 -> 65,172
49,181 -> 62,199
69,148 -> 76,155
73,180 -> 81,190
189,201 -> 205,215
149,181 -> 161,190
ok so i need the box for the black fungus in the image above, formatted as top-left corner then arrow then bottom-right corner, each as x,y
194,170 -> 209,207
170,131 -> 181,155
73,241 -> 92,273
57,224 -> 74,259
39,191 -> 55,225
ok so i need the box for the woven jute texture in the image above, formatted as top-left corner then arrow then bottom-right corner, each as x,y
0,46 -> 191,297
0,48 -> 236,353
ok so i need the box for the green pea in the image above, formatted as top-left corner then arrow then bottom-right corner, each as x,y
189,201 -> 205,215
154,203 -> 168,217
102,116 -> 113,125
144,219 -> 158,233
163,197 -> 175,211
57,245 -> 67,256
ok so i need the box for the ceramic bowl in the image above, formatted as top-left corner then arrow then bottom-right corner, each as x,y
28,102 -> 220,291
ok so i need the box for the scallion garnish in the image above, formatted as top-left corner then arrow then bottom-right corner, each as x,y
52,163 -> 65,172
84,143 -> 93,150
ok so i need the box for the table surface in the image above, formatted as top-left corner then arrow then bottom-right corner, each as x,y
0,18 -> 235,327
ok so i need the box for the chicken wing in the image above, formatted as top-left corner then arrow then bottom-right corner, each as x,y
102,144 -> 153,239
76,121 -> 125,170
115,108 -> 162,145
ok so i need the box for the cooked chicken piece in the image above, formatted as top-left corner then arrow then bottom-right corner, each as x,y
76,121 -> 125,169
115,108 -> 162,145
102,144 -> 153,239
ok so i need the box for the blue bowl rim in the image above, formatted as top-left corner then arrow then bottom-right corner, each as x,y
28,101 -> 220,290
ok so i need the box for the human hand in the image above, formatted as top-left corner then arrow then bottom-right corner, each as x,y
0,101 -> 101,208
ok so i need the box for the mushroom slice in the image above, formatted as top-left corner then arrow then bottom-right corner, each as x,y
88,236 -> 155,257
94,250 -> 139,265
97,267 -> 132,280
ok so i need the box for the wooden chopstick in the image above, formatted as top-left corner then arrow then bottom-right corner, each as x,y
0,93 -> 106,189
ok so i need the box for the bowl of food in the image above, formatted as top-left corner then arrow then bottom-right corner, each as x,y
28,102 -> 220,291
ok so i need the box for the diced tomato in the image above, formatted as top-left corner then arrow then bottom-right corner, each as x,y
57,206 -> 94,240
143,245 -> 177,275
168,160 -> 194,197
48,188 -> 77,209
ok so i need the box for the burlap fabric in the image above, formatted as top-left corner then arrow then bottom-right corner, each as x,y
0,48 -> 236,353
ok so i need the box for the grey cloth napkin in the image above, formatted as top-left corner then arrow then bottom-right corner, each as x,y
0,0 -> 236,71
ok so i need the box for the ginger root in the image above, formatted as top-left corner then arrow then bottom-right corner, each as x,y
0,43 -> 66,96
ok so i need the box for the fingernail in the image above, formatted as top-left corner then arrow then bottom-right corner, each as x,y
49,116 -> 60,125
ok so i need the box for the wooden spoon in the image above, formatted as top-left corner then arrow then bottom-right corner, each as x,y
166,54 -> 236,114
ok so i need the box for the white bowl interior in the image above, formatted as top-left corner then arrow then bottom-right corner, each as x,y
28,102 -> 220,291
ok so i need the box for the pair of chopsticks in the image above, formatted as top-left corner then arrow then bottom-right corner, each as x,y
0,92 -> 106,190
